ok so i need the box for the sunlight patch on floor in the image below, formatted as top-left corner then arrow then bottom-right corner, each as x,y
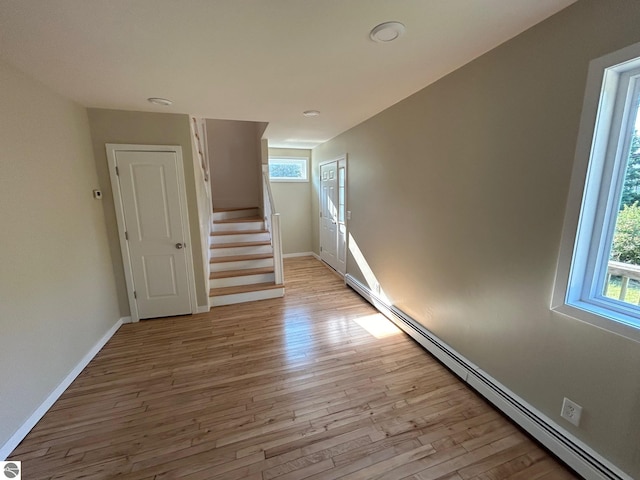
353,313 -> 402,339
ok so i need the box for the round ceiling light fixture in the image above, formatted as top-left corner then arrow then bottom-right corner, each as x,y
147,97 -> 173,106
369,21 -> 406,43
303,110 -> 321,117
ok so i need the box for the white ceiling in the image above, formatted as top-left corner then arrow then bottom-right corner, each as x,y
0,0 -> 577,149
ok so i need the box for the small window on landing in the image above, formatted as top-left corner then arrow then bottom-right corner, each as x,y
268,157 -> 309,182
338,166 -> 346,224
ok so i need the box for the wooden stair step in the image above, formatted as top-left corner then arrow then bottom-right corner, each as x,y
213,206 -> 258,213
210,253 -> 273,263
210,267 -> 274,279
213,216 -> 263,224
210,241 -> 271,249
211,229 -> 268,236
209,282 -> 284,297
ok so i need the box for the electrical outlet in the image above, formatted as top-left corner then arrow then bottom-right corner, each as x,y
561,397 -> 583,427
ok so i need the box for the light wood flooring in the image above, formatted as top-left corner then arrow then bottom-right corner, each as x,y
9,257 -> 580,479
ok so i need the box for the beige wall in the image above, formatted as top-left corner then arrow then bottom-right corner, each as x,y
269,148 -> 313,255
313,0 -> 640,476
0,61 -> 120,449
87,109 -> 208,314
207,119 -> 262,210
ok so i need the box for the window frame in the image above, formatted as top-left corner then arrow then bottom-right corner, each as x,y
268,156 -> 309,183
553,42 -> 640,343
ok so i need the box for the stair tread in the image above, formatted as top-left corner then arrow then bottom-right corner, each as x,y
209,282 -> 284,297
213,207 -> 258,213
211,241 -> 271,249
214,216 -> 263,224
210,267 -> 275,279
210,253 -> 273,263
211,229 -> 268,236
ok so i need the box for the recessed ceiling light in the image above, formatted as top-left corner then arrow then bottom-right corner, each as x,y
147,97 -> 172,106
370,21 -> 406,43
303,110 -> 320,117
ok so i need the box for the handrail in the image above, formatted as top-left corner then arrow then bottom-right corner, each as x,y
191,117 -> 209,182
262,165 -> 284,285
605,260 -> 640,303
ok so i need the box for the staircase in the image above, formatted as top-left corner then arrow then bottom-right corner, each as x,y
209,207 -> 285,307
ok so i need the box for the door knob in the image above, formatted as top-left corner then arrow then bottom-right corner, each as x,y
175,243 -> 184,249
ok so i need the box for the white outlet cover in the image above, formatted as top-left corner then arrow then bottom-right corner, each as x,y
561,397 -> 583,427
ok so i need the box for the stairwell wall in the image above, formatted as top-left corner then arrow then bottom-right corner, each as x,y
269,148 -> 313,255
206,119 -> 262,210
190,119 -> 213,307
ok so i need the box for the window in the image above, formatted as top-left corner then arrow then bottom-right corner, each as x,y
268,157 -> 308,182
553,42 -> 640,341
338,166 -> 346,224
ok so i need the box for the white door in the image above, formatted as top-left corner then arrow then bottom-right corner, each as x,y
320,161 -> 339,271
108,145 -> 194,320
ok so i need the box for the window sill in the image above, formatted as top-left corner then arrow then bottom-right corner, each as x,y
552,301 -> 640,344
269,178 -> 309,183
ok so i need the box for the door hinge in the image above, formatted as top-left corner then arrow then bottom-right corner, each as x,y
133,290 -> 137,299
125,231 -> 129,240
320,246 -> 323,252
115,165 -> 120,176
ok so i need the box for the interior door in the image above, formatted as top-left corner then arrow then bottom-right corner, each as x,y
112,148 -> 193,320
320,161 -> 339,271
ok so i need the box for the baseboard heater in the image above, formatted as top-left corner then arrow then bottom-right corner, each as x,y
345,274 -> 631,480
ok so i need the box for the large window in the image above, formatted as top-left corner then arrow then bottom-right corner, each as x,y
268,157 -> 308,182
553,42 -> 640,341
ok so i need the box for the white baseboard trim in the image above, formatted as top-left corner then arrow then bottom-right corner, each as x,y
0,318 -> 124,460
345,274 -> 631,480
311,252 -> 321,261
283,252 -> 315,258
120,316 -> 132,324
195,305 -> 210,314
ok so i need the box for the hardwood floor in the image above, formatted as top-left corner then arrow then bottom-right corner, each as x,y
9,257 -> 580,479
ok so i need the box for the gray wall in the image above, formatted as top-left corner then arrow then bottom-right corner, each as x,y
207,119 -> 262,210
269,148 -> 313,255
87,109 -> 208,314
312,0 -> 640,476
0,61 -> 120,449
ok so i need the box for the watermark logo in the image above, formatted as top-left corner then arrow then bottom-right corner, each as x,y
1,462 -> 21,479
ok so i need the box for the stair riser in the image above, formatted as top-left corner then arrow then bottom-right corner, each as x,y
210,232 -> 270,244
210,272 -> 275,289
213,221 -> 264,232
211,287 -> 284,307
212,209 -> 260,221
211,245 -> 273,257
211,258 -> 274,272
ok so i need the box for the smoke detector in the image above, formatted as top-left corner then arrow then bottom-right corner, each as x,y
370,22 -> 406,43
